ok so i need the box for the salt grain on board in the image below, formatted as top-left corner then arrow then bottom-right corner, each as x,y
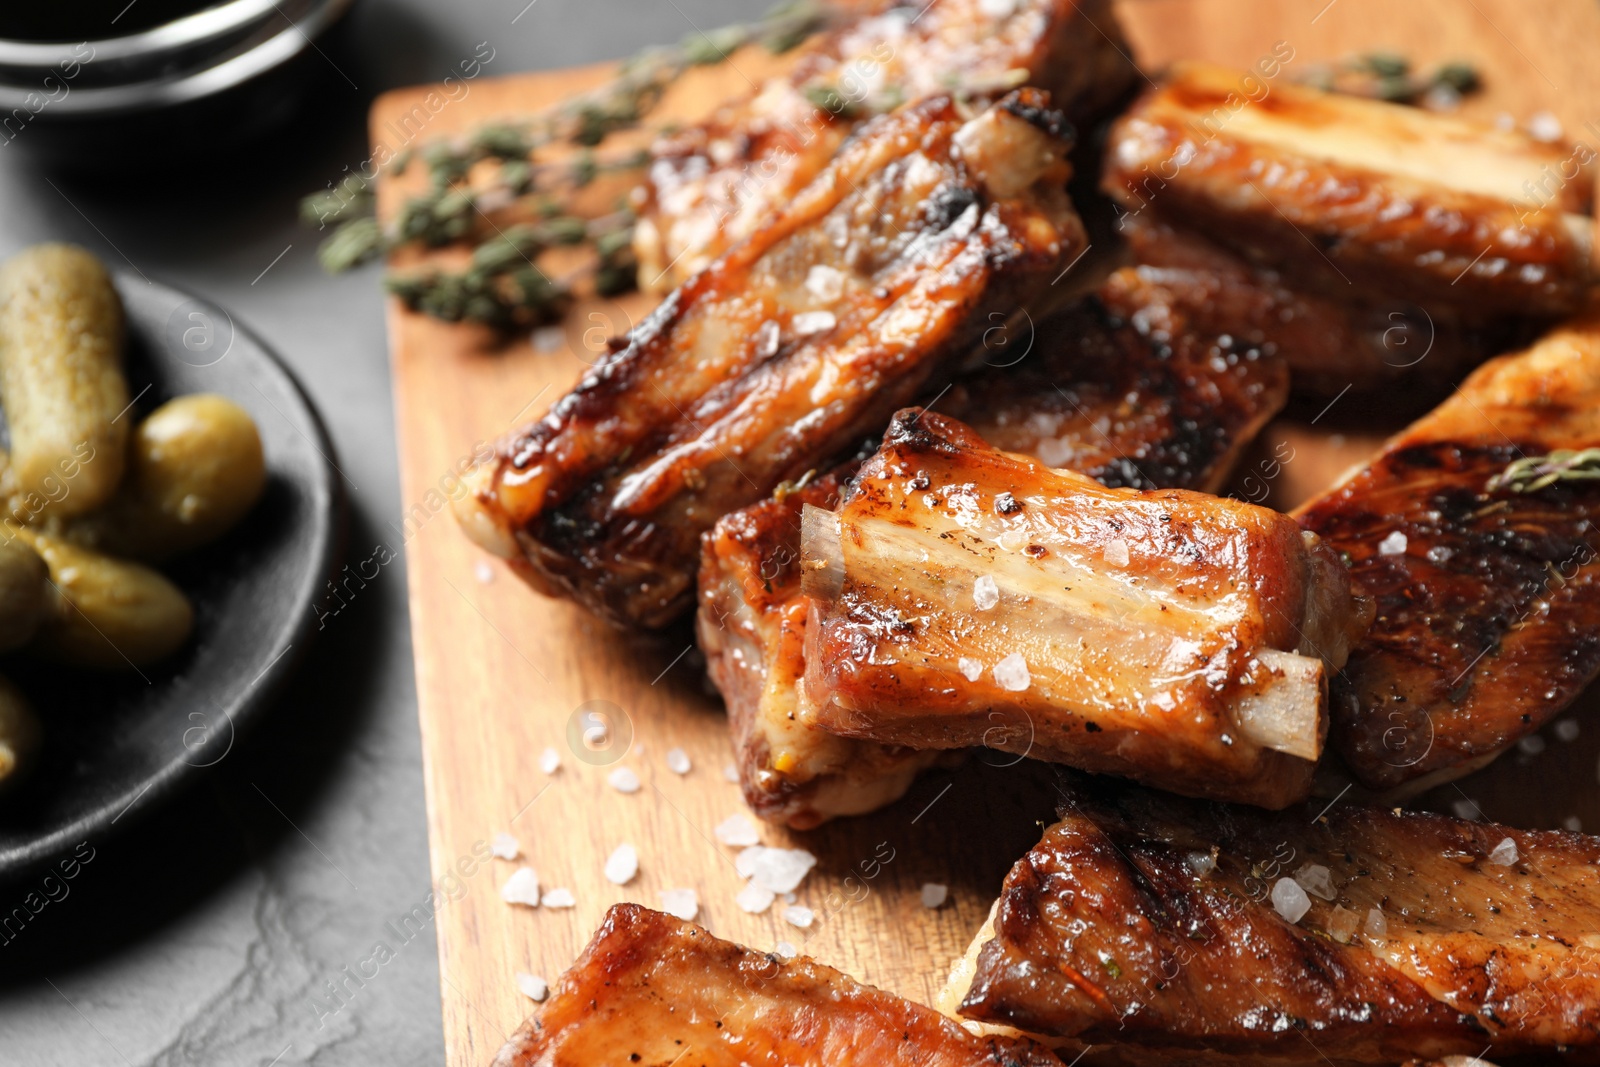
605,843 -> 639,885
474,560 -> 495,585
515,973 -> 549,1002
1271,877 -> 1310,924
541,887 -> 576,909
782,905 -> 815,929
491,833 -> 520,860
660,888 -> 699,921
715,814 -> 761,847
973,575 -> 999,611
500,867 -> 540,907
745,847 -> 818,894
1488,837 -> 1519,866
736,882 -> 776,913
994,653 -> 1030,692
1555,719 -> 1580,742
921,883 -> 948,909
666,748 -> 692,775
775,941 -> 797,959
723,762 -> 740,783
609,767 -> 641,793
539,747 -> 562,775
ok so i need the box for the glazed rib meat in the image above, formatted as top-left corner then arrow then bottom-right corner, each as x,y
699,283 -> 1290,826
457,91 -> 1087,627
635,0 -> 1135,289
1105,62 -> 1597,321
796,410 -> 1368,809
490,903 -> 1067,1067
944,777 -> 1600,1064
1298,315 -> 1600,796
1113,215 -> 1514,398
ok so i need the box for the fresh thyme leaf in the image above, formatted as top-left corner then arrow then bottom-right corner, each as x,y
316,217 -> 385,272
1487,449 -> 1600,494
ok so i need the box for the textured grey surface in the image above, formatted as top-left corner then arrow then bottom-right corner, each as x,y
0,1 -> 758,1063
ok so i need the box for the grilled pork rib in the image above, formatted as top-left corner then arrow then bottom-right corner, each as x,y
636,0 -> 1135,289
458,91 -> 1087,628
1114,215 -> 1514,398
490,903 -> 1066,1067
1105,62 -> 1597,322
797,410 -> 1367,809
699,284 -> 1289,826
1298,316 -> 1600,796
945,779 -> 1600,1065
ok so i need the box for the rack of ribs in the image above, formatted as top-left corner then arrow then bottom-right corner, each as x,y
942,776 -> 1600,1065
457,90 -> 1087,628
490,903 -> 1068,1067
1298,315 -> 1600,797
698,276 -> 1290,826
796,408 -> 1370,810
635,0 -> 1136,289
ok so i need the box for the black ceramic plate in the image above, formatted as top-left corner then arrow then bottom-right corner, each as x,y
0,273 -> 341,878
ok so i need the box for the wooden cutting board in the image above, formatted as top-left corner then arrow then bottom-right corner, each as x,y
375,3 -> 1600,1063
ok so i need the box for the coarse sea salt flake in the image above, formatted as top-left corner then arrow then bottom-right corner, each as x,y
792,310 -> 836,336
515,973 -> 549,1002
539,747 -> 562,775
958,657 -> 983,682
782,905 -> 815,928
491,833 -> 520,860
605,843 -> 639,885
1327,905 -> 1359,944
609,767 -> 641,793
500,867 -> 540,907
805,265 -> 847,301
715,814 -> 761,847
921,883 -> 948,908
742,846 -> 818,893
723,762 -> 740,783
1186,851 -> 1216,877
994,653 -> 1030,692
1378,531 -> 1408,556
660,888 -> 699,921
1555,719 -> 1581,742
1271,877 -> 1310,924
474,560 -> 495,584
541,887 -> 576,909
666,747 -> 692,774
973,574 -> 999,611
736,882 -> 776,913
1104,538 -> 1130,567
775,940 -> 797,959
1488,837 -> 1519,866
1365,907 -> 1388,938
1294,863 -> 1336,901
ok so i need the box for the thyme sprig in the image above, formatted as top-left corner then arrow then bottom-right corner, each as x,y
1301,53 -> 1481,107
1487,449 -> 1600,494
299,0 -> 829,328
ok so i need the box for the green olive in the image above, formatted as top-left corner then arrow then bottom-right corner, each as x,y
7,523 -> 193,668
0,244 -> 129,520
0,675 -> 40,792
61,394 -> 266,561
0,534 -> 47,651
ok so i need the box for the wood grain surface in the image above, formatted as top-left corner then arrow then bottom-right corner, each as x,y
373,3 -> 1600,1063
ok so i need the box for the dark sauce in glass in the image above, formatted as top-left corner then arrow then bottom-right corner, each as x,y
0,0 -> 224,42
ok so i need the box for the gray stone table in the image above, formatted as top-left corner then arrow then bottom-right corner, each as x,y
0,1 -> 760,1063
